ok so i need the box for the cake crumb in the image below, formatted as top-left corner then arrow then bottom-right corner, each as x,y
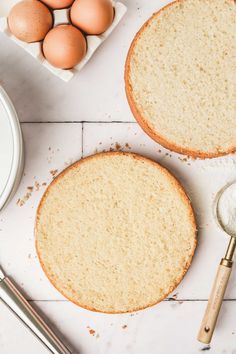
125,143 -> 131,149
168,293 -> 178,301
34,181 -> 40,191
16,191 -> 32,207
50,169 -> 58,178
200,345 -> 211,351
64,159 -> 73,167
178,156 -> 189,162
115,142 -> 121,150
87,327 -> 96,336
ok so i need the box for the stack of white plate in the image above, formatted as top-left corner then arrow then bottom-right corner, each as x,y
0,86 -> 24,211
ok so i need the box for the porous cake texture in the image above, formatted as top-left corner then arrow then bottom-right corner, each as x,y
36,152 -> 197,313
125,0 -> 236,158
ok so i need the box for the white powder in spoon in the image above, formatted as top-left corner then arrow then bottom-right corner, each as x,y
217,182 -> 236,236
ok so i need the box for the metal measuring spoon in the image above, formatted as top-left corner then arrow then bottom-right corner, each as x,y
198,182 -> 236,344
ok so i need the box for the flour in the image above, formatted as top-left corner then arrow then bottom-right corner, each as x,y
217,182 -> 236,236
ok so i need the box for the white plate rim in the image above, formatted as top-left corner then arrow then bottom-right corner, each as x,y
0,86 -> 24,210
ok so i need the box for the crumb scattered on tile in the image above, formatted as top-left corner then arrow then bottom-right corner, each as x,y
168,293 -> 178,301
34,181 -> 40,191
115,142 -> 121,150
96,333 -> 100,339
200,345 -> 211,351
178,156 -> 189,163
122,325 -> 127,329
87,327 -> 96,336
16,191 -> 32,207
50,169 -> 58,178
16,178 -> 47,207
64,159 -> 74,167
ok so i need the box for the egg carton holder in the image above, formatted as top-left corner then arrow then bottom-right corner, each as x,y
0,1 -> 127,82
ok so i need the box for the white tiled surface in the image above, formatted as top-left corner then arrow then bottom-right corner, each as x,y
0,1 -> 236,354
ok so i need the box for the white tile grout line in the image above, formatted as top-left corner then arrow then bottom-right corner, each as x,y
25,299 -> 236,303
20,121 -> 137,124
81,122 -> 84,158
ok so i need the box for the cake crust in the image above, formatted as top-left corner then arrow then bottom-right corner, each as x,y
35,152 -> 197,313
125,0 -> 236,159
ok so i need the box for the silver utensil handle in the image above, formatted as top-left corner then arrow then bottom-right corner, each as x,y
0,277 -> 72,354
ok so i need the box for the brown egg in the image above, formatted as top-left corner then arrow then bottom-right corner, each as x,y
70,0 -> 114,35
8,0 -> 53,43
41,0 -> 74,9
43,25 -> 87,69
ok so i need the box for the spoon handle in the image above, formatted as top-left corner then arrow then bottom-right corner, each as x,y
197,259 -> 232,344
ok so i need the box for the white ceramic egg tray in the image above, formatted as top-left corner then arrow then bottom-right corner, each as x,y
0,1 -> 127,82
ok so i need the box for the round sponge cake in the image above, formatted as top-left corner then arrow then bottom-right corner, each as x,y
35,152 -> 197,313
125,0 -> 236,158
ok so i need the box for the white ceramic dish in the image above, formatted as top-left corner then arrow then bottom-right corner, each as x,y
0,86 -> 24,211
0,1 -> 127,82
